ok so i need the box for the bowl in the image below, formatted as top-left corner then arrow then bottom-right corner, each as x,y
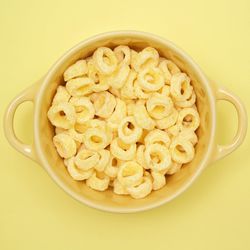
4,31 -> 247,213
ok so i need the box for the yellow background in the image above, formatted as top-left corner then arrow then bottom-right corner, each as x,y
1,0 -> 250,249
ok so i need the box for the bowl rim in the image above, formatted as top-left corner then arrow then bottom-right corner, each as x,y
34,30 -> 216,213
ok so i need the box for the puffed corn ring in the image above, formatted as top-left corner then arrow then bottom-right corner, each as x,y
93,47 -> 117,75
118,116 -> 142,144
52,86 -> 71,105
113,179 -> 129,195
170,73 -> 192,101
64,158 -> 94,181
159,59 -> 180,85
104,155 -> 121,178
158,85 -> 170,97
69,96 -> 95,124
146,94 -> 173,119
144,129 -> 170,148
127,176 -> 152,199
108,64 -> 130,89
117,161 -> 143,187
87,58 -> 100,83
155,108 -> 178,130
120,69 -> 137,99
126,100 -> 136,116
53,133 -> 77,159
66,77 -> 94,97
83,127 -> 108,151
86,171 -> 110,191
94,149 -> 110,172
64,60 -> 88,82
166,161 -> 182,175
93,91 -> 116,118
178,129 -> 198,145
136,145 -> 148,170
151,171 -> 166,190
138,67 -> 164,91
74,148 -> 99,171
170,138 -> 195,164
175,91 -> 196,108
107,98 -> 127,130
177,108 -> 200,131
134,100 -> 155,130
110,138 -> 136,160
134,80 -> 152,99
144,144 -> 172,171
114,45 -> 131,66
47,102 -> 76,129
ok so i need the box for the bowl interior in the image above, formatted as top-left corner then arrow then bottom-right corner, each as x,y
37,33 -> 213,212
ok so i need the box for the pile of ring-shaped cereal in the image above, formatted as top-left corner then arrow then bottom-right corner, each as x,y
47,46 -> 200,199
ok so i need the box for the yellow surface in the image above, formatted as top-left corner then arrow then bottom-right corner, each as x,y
0,0 -> 249,249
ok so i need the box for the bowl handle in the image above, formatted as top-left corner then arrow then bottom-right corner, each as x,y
212,87 -> 248,162
3,80 -> 41,163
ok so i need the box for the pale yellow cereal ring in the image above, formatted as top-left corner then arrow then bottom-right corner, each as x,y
155,108 -> 178,129
170,73 -> 192,101
151,171 -> 166,190
113,179 -> 129,195
134,100 -> 155,130
118,116 -> 142,144
120,69 -> 137,99
62,128 -> 84,143
64,60 -> 88,82
126,100 -> 136,116
93,91 -> 116,118
144,144 -> 172,171
136,145 -> 148,170
69,96 -> 95,124
74,148 -> 99,170
94,149 -> 110,172
47,102 -> 76,129
144,129 -> 170,148
83,127 -> 108,151
131,47 -> 159,72
159,59 -> 180,85
93,47 -> 117,75
166,124 -> 182,138
138,129 -> 148,144
177,108 -> 200,131
170,138 -> 195,164
134,80 -> 152,99
126,176 -> 152,199
178,129 -> 198,145
175,91 -> 196,108
109,64 -> 130,89
137,67 -> 164,91
52,86 -> 71,105
146,94 -> 173,119
53,133 -> 77,159
64,158 -> 94,181
86,171 -> 110,191
114,45 -> 131,66
87,58 -> 100,83
107,98 -> 127,130
104,155 -> 121,178
166,161 -> 182,175
117,161 -> 143,187
110,138 -> 136,160
66,77 -> 94,97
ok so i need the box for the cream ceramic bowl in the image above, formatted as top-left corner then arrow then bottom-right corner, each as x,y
4,31 -> 247,213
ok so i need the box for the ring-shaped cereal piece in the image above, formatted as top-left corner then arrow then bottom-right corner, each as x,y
159,59 -> 180,85
134,80 -> 152,99
69,96 -> 95,124
165,161 -> 182,175
47,102 -> 76,129
87,58 -> 100,83
114,45 -> 131,66
93,47 -> 117,75
118,116 -> 142,144
170,73 -> 193,101
144,144 -> 172,171
158,85 -> 170,97
64,60 -> 88,82
93,91 -> 116,118
86,171 -> 110,191
170,138 -> 195,164
146,94 -> 173,119
178,129 -> 198,145
74,148 -> 100,170
138,67 -> 164,91
64,158 -> 94,181
113,178 -> 129,195
120,69 -> 137,99
155,108 -> 178,130
53,133 -> 77,159
126,100 -> 136,116
136,145 -> 148,170
104,155 -> 121,178
52,86 -> 71,105
177,107 -> 200,131
110,138 -> 136,160
94,149 -> 110,172
134,100 -> 155,130
126,176 -> 152,199
109,64 -> 130,89
117,161 -> 143,187
83,127 -> 108,151
151,171 -> 166,190
66,77 -> 94,97
144,129 -> 170,148
175,91 -> 196,108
